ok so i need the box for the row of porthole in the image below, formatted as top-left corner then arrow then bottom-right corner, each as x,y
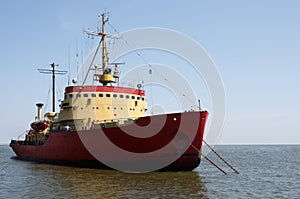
66,93 -> 145,101
68,107 -> 144,112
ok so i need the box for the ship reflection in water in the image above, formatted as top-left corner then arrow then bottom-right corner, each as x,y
33,163 -> 208,198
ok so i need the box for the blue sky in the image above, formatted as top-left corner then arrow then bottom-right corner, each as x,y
0,0 -> 299,144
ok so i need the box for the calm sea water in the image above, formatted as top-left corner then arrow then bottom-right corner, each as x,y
1,145 -> 299,198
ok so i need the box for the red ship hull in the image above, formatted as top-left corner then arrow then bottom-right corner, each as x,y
10,111 -> 208,172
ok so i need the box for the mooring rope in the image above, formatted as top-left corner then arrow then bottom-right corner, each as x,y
191,144 -> 227,175
191,140 -> 240,175
202,140 -> 239,174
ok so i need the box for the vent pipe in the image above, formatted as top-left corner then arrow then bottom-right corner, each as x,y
36,103 -> 44,121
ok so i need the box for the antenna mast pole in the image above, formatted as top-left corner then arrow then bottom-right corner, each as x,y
38,63 -> 67,112
101,13 -> 108,71
51,63 -> 57,112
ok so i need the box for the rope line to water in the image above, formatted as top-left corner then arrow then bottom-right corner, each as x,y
191,140 -> 239,175
191,144 -> 227,175
202,140 -> 239,174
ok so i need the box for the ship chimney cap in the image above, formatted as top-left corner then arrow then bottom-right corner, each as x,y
36,103 -> 44,107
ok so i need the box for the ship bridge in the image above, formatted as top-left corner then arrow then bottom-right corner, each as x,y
57,85 -> 147,130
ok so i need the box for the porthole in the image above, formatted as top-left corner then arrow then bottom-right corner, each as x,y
83,94 -> 88,97
120,95 -> 124,98
106,94 -> 111,98
113,94 -> 117,98
91,93 -> 96,97
99,93 -> 103,97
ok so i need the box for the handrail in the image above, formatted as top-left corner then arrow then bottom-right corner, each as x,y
17,130 -> 29,141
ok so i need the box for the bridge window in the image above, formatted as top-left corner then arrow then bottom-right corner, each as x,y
99,93 -> 103,97
120,94 -> 124,98
91,93 -> 96,97
142,97 -> 144,101
76,94 -> 81,98
83,94 -> 89,97
126,95 -> 129,99
113,94 -> 117,98
131,96 -> 135,100
137,97 -> 140,100
69,94 -> 73,98
106,94 -> 111,98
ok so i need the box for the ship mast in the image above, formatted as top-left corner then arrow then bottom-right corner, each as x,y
101,13 -> 109,71
83,13 -> 119,86
38,63 -> 67,112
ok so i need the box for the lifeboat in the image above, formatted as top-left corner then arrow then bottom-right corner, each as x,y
30,121 -> 48,131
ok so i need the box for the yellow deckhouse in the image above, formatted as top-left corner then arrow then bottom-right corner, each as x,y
56,86 -> 147,131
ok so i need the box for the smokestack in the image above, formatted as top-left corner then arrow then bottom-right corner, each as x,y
36,103 -> 44,121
